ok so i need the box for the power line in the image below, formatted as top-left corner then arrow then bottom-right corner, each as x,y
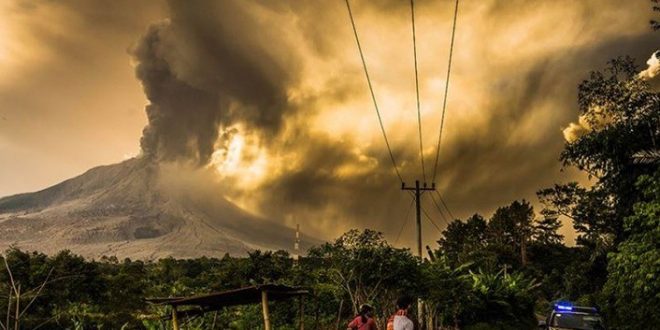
420,204 -> 443,233
395,197 -> 416,245
431,0 -> 460,183
344,0 -> 403,183
429,193 -> 451,225
410,0 -> 426,183
435,190 -> 456,220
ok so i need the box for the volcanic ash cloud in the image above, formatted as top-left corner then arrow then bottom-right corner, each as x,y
131,1 -> 300,165
639,50 -> 660,80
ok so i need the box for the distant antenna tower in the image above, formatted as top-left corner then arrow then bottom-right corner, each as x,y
294,224 -> 300,265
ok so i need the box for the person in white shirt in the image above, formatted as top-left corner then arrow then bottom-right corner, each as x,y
387,296 -> 414,330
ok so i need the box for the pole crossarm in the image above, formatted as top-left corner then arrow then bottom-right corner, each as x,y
401,182 -> 436,192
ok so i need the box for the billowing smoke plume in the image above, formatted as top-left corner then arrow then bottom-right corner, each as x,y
562,105 -> 614,143
639,50 -> 660,80
131,1 -> 298,164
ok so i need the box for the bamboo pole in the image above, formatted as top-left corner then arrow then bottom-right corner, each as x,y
171,306 -> 180,330
261,291 -> 271,330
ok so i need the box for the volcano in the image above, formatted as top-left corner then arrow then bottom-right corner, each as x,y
0,158 -> 317,259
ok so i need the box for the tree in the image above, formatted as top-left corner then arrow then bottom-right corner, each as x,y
488,200 -> 535,267
537,57 -> 659,306
603,170 -> 660,329
534,54 -> 659,323
308,229 -> 419,328
533,215 -> 563,246
538,183 -> 617,253
0,253 -> 53,330
436,214 -> 489,267
542,57 -> 660,247
422,257 -> 472,329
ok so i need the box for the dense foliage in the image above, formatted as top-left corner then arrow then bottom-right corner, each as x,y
603,170 -> 660,329
0,229 -> 544,330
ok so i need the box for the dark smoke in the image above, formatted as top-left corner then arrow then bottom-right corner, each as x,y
131,0 -> 298,164
133,23 -> 220,164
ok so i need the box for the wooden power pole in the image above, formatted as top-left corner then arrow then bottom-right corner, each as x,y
402,180 -> 435,330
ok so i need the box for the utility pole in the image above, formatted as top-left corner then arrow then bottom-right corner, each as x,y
402,180 -> 436,260
294,224 -> 300,266
402,180 -> 435,330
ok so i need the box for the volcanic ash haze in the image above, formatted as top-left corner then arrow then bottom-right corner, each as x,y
0,158 -> 318,259
0,0 -> 657,255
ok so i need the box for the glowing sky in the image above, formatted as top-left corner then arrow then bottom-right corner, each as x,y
0,0 -> 657,248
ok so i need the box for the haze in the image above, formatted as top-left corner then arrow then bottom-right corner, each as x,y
0,0 -> 657,248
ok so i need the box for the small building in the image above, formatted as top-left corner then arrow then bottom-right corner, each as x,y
146,284 -> 310,330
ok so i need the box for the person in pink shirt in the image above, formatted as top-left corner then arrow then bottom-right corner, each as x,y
348,304 -> 378,330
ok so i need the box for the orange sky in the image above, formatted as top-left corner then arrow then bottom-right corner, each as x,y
0,0 -> 657,247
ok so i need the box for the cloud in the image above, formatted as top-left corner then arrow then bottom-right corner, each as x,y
1,0 -> 658,247
562,120 -> 591,143
129,0 -> 658,245
639,50 -> 660,80
562,106 -> 615,143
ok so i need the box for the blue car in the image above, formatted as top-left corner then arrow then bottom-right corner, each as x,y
538,302 -> 606,330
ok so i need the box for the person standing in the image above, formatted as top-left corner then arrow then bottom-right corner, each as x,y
348,304 -> 378,330
387,296 -> 414,330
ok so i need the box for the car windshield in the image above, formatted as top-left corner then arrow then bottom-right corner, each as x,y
551,313 -> 604,330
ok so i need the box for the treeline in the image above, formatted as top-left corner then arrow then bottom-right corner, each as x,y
0,227 -> 566,330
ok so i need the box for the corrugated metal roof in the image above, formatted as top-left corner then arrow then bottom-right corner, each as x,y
146,284 -> 310,309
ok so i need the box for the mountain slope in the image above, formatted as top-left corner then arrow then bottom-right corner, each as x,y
0,158 -> 317,259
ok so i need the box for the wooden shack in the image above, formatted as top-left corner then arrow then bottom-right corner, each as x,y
147,284 -> 310,330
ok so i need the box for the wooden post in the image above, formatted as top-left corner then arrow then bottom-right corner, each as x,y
171,306 -> 180,330
299,296 -> 305,330
262,290 -> 271,330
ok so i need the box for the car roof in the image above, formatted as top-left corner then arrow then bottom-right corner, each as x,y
551,305 -> 600,315
553,311 -> 600,316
